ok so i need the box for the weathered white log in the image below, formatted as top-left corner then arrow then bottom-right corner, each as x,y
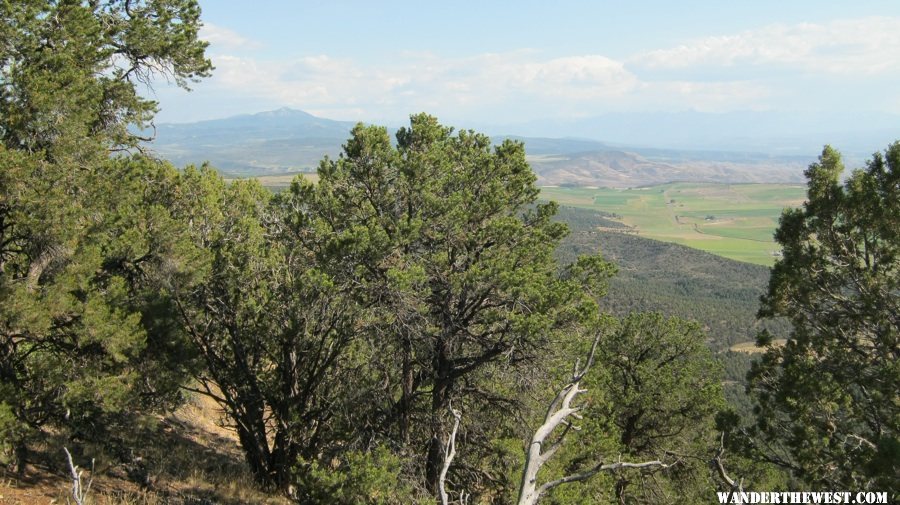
516,335 -> 669,505
439,402 -> 462,505
63,447 -> 93,505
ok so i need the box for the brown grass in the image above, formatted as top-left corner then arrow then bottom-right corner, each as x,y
729,339 -> 787,354
1,388 -> 292,505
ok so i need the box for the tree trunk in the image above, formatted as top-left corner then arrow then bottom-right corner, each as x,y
14,440 -> 28,476
232,393 -> 276,488
236,422 -> 273,487
615,478 -> 628,505
270,428 -> 298,490
425,349 -> 452,495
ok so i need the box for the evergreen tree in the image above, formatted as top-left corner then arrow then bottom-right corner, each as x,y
164,167 -> 363,491
304,114 -> 613,498
1,0 -> 211,160
0,0 -> 210,471
0,153 -> 196,470
749,143 -> 900,494
536,313 -> 725,505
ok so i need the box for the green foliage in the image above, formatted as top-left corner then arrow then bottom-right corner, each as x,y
0,0 -> 212,160
540,313 -> 725,504
748,143 -> 900,493
1,0 -> 210,473
0,152 -> 196,467
597,313 -> 724,450
301,114 -> 614,498
720,351 -> 758,421
165,166 -> 364,490
598,313 -> 723,503
299,446 -> 426,504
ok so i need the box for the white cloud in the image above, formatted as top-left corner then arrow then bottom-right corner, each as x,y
188,17 -> 899,123
641,81 -> 772,112
204,51 -> 644,121
633,16 -> 900,75
199,23 -> 262,52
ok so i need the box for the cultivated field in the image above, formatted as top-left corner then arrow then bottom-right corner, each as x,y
226,172 -> 318,191
541,183 -> 807,265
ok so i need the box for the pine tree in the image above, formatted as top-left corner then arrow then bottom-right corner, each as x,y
749,143 -> 900,494
1,0 -> 210,471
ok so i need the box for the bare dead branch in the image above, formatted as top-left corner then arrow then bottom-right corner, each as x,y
439,402 -> 463,505
63,447 -> 94,505
538,459 -> 669,496
711,433 -> 743,495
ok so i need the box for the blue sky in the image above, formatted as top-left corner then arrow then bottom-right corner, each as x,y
153,0 -> 900,140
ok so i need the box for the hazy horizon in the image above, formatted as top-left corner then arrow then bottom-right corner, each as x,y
150,1 -> 900,155
154,105 -> 897,158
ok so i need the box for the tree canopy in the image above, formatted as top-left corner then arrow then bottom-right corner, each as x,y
11,2 -> 894,502
0,0 -> 211,159
0,0 -> 211,473
749,143 -> 900,493
275,115 -> 615,497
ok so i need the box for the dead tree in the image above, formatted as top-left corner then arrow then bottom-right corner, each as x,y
439,402 -> 464,505
712,433 -> 744,497
63,447 -> 93,505
516,335 -> 670,505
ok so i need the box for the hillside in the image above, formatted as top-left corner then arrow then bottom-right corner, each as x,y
531,151 -> 805,187
151,108 -> 353,176
554,205 -> 784,419
554,205 -> 788,350
151,108 -> 807,186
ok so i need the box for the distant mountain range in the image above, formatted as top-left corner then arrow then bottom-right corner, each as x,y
150,108 -> 354,175
149,108 -> 815,186
491,110 -> 900,158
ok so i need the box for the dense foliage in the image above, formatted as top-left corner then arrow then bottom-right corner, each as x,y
4,2 -> 893,503
0,0 -> 211,159
0,0 -> 209,473
748,144 -> 900,494
536,312 -> 725,504
300,116 -> 617,498
0,151 -> 194,470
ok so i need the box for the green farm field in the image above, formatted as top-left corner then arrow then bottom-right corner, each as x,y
541,183 -> 807,265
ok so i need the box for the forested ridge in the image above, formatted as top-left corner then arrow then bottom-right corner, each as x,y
1,1 -> 897,504
554,205 -> 789,350
553,206 -> 791,426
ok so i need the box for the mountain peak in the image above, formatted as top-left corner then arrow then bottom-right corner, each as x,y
254,107 -> 314,118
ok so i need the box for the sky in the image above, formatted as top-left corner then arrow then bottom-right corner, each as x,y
152,0 -> 900,146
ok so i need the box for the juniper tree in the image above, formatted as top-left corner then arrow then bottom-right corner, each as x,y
1,0 -> 211,160
165,167 -> 364,490
304,114 -> 614,498
0,0 -> 210,470
0,153 -> 196,470
748,143 -> 900,494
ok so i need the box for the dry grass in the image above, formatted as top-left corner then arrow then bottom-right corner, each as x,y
729,339 -> 787,354
1,389 -> 292,505
225,172 -> 318,189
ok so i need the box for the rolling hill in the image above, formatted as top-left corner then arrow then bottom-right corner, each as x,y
151,108 -> 354,176
149,108 -> 808,186
553,205 -> 787,351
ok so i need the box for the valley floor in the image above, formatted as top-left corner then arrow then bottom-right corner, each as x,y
541,182 -> 806,265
